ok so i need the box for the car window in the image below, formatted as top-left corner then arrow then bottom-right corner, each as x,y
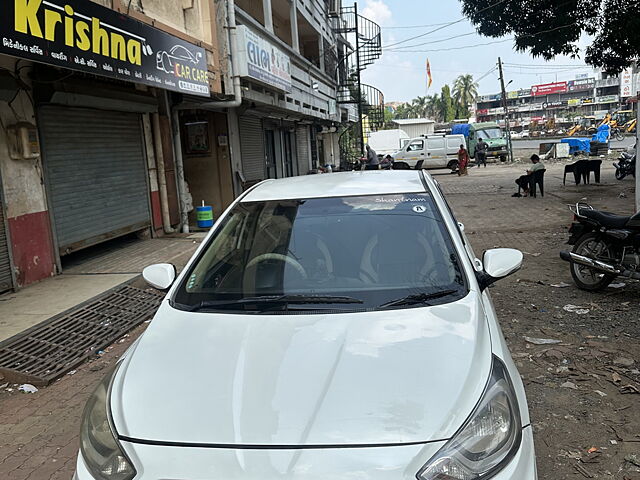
447,137 -> 460,150
174,194 -> 467,312
407,140 -> 424,151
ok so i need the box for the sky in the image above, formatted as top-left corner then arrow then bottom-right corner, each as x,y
358,0 -> 597,103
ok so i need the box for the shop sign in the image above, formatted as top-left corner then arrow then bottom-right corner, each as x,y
582,97 -> 594,104
0,0 -> 210,96
567,98 -> 581,106
621,68 -> 633,98
567,78 -> 595,92
236,25 -> 291,92
542,100 -> 565,109
507,90 -> 518,99
596,95 -> 619,104
576,73 -> 589,80
476,108 -> 488,115
531,81 -> 567,96
518,88 -> 531,97
531,116 -> 544,122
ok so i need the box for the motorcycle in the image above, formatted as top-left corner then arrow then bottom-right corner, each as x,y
611,126 -> 625,141
560,203 -> 640,291
613,152 -> 636,180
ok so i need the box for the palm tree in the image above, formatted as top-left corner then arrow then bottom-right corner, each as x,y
412,96 -> 428,117
425,95 -> 441,121
453,74 -> 478,118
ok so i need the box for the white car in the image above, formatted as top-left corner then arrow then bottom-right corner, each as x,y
74,171 -> 537,480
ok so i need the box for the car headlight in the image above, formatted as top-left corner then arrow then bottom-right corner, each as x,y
417,356 -> 522,480
80,365 -> 136,480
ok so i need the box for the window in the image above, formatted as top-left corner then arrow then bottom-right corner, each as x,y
427,138 -> 444,150
407,140 -> 424,152
174,194 -> 467,313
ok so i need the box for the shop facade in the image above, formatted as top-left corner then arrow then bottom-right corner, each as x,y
0,0 -> 224,291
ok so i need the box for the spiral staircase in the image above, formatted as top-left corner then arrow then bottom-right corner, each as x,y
333,4 -> 385,168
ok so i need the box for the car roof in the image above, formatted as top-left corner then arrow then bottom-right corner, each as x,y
241,170 -> 428,202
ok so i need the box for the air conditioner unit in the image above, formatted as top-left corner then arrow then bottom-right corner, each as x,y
328,0 -> 341,16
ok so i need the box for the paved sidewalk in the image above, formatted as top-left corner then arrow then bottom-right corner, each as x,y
0,236 -> 201,343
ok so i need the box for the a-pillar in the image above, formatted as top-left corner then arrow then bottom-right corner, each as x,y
264,0 -> 274,32
290,0 -> 299,53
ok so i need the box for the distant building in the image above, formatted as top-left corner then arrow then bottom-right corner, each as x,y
392,118 -> 436,137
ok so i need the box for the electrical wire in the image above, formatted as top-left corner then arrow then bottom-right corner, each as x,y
383,0 -> 508,49
387,37 -> 514,53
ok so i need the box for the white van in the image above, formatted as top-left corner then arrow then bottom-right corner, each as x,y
392,134 -> 466,171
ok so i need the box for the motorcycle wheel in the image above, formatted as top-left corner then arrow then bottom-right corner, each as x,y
615,131 -> 624,141
615,168 -> 627,180
569,233 -> 616,291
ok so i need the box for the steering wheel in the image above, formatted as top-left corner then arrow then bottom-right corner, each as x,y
246,254 -> 308,279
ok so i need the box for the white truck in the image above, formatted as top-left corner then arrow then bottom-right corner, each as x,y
367,129 -> 410,157
392,134 -> 466,171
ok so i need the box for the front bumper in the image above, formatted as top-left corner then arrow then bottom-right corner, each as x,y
73,426 -> 536,480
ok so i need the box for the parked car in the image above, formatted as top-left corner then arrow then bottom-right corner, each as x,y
74,171 -> 537,480
392,134 -> 466,171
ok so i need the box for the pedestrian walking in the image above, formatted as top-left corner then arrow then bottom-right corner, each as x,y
475,137 -> 488,168
365,144 -> 380,170
457,144 -> 469,176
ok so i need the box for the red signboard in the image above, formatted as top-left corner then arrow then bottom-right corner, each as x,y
476,108 -> 489,115
531,82 -> 568,96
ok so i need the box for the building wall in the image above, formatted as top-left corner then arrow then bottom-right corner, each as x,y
0,59 -> 56,286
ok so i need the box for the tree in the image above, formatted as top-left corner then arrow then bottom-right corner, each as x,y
440,85 -> 455,122
453,74 -> 478,119
459,0 -> 640,72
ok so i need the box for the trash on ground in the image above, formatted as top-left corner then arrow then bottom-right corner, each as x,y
524,336 -> 562,345
561,381 -> 578,389
563,304 -> 590,314
608,282 -> 626,289
593,390 -> 607,397
551,282 -> 571,288
18,384 -> 38,393
67,370 -> 77,375
625,454 -> 640,468
587,447 -> 598,454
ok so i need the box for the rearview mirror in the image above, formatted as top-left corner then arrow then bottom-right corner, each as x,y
142,263 -> 177,290
476,248 -> 523,290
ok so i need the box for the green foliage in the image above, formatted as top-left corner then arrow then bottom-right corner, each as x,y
440,85 -> 455,122
459,0 -> 640,73
453,74 -> 478,119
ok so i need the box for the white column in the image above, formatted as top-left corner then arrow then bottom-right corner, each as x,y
264,0 -> 274,32
290,0 -> 300,52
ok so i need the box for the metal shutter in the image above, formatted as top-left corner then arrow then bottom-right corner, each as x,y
39,106 -> 150,255
296,126 -> 311,174
0,176 -> 13,293
239,115 -> 265,181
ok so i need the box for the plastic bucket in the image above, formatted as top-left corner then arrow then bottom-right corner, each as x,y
196,205 -> 214,228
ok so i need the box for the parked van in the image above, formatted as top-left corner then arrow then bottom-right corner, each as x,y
391,134 -> 466,171
368,129 -> 410,157
451,122 -> 508,161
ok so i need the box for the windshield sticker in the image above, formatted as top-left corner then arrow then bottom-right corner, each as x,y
187,273 -> 197,290
412,205 -> 427,213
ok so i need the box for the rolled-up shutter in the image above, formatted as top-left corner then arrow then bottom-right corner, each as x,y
0,176 -> 13,293
296,126 -> 311,174
239,115 -> 265,181
39,106 -> 150,255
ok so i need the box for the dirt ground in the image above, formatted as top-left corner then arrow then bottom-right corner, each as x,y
438,154 -> 640,479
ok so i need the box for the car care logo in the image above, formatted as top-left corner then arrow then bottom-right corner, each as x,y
156,44 -> 207,83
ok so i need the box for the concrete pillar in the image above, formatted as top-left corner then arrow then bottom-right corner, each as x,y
290,0 -> 299,53
318,34 -> 325,72
264,0 -> 274,32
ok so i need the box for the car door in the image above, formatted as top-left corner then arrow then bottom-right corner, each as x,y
397,139 -> 424,167
425,137 -> 445,167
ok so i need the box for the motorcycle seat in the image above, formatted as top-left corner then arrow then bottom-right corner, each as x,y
582,210 -> 630,228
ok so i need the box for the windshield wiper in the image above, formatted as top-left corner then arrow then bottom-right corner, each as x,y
379,289 -> 458,309
181,295 -> 363,312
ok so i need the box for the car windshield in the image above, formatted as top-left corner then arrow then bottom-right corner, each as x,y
173,193 -> 466,313
478,128 -> 503,139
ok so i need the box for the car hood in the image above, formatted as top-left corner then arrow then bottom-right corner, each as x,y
111,292 -> 492,446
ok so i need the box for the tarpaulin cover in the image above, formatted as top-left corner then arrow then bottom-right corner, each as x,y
561,137 -> 591,154
592,124 -> 610,143
451,124 -> 471,137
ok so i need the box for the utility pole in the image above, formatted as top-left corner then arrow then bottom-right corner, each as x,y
498,57 -> 514,163
636,96 -> 639,212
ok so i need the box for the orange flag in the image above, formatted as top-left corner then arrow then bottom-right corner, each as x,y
426,59 -> 433,88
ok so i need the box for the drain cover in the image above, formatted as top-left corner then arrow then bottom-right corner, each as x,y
0,284 -> 164,386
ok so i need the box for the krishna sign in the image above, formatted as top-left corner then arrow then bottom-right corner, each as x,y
1,0 -> 210,96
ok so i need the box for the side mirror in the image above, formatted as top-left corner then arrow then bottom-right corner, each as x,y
476,248 -> 523,290
142,263 -> 177,290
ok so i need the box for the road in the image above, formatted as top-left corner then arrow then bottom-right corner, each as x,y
512,136 -> 636,150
